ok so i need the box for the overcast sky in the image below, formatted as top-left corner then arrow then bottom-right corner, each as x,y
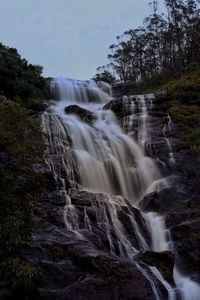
0,0 -> 165,79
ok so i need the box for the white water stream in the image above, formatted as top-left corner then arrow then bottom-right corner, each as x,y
50,78 -> 167,203
147,212 -> 200,300
163,114 -> 176,166
43,77 -> 200,300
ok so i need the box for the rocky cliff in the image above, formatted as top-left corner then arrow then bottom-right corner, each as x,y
15,89 -> 200,300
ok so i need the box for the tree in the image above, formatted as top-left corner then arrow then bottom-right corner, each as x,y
95,0 -> 200,88
0,43 -> 47,107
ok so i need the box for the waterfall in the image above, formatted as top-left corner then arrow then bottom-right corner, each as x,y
147,212 -> 200,300
50,77 -> 111,103
43,77 -> 198,300
123,94 -> 153,151
163,114 -> 176,166
49,79 -> 167,203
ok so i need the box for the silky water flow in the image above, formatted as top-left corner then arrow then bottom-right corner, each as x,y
42,77 -> 200,300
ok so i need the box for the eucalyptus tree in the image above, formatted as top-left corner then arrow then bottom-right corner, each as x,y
94,0 -> 200,87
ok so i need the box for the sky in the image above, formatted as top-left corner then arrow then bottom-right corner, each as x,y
0,0 -> 165,80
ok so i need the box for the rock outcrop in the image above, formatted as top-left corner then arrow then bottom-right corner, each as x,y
21,176 -> 167,300
104,94 -> 200,283
136,251 -> 175,284
65,105 -> 96,125
21,92 -> 200,299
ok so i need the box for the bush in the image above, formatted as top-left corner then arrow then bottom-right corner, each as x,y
0,258 -> 38,300
0,98 -> 45,250
0,43 -> 47,105
0,98 -> 45,299
168,103 -> 200,126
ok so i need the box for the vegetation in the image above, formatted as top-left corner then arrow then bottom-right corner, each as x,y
0,1 -> 199,297
155,70 -> 200,153
0,44 -> 47,299
0,97 -> 45,299
0,98 -> 45,249
94,0 -> 200,87
0,43 -> 47,109
94,0 -> 200,153
0,258 -> 38,300
93,69 -> 116,84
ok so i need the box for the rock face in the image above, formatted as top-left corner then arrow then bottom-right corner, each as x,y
139,187 -> 189,213
103,98 -> 126,121
104,94 -> 200,283
65,105 -> 96,125
22,112 -> 170,300
21,92 -> 200,299
22,182 -> 167,300
136,251 -> 175,284
170,219 -> 200,280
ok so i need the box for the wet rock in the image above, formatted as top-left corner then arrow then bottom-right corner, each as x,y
22,192 -> 168,300
43,172 -> 57,192
102,98 -> 139,124
46,192 -> 66,206
68,189 -> 150,252
118,206 -> 151,250
139,188 -> 189,213
103,99 -> 125,119
65,105 -> 96,125
0,150 -> 10,168
136,251 -> 175,284
170,220 -> 200,282
27,91 -> 200,298
38,254 -> 163,300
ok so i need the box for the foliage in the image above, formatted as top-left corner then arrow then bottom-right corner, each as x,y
93,69 -> 116,84
0,258 -> 38,300
169,102 -> 200,124
154,70 -> 200,153
0,43 -> 47,108
0,97 -> 45,299
0,97 -> 45,248
0,43 -> 48,299
94,0 -> 200,88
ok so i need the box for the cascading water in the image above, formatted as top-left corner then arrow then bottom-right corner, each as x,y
123,94 -> 154,151
50,79 -> 167,203
163,114 -> 176,166
43,77 -> 199,300
50,77 -> 111,103
147,212 -> 200,300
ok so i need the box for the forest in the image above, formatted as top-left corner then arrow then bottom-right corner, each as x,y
94,0 -> 200,88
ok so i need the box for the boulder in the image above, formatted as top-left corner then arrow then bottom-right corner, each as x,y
103,98 -> 134,123
65,105 -> 96,125
139,188 -> 188,213
38,254 -> 165,300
